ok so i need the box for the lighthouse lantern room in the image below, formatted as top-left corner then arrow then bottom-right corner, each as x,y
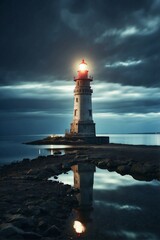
70,59 -> 96,137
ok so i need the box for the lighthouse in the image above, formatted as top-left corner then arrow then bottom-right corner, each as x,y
70,59 -> 96,137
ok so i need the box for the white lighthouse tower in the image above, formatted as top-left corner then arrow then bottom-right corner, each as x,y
70,59 -> 96,137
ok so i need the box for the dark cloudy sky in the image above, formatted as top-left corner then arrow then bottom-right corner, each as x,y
0,0 -> 160,135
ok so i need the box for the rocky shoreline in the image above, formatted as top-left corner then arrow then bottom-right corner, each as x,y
0,155 -> 79,240
0,143 -> 160,239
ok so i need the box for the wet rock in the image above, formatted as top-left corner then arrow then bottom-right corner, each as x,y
26,169 -> 40,175
62,162 -> 72,171
67,187 -> 80,195
107,161 -> 120,171
7,214 -> 34,230
32,206 -> 48,216
130,163 -> 144,175
23,231 -> 41,239
0,221 -> 41,239
44,166 -> 56,174
96,159 -> 110,169
36,170 -> 53,180
22,158 -> 30,163
38,220 -> 49,231
40,201 -> 58,211
116,165 -> 131,175
0,223 -> 24,238
74,155 -> 89,161
43,225 -> 61,237
56,211 -> 68,219
0,177 -> 75,240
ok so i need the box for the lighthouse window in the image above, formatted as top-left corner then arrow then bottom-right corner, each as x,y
76,98 -> 78,102
74,109 -> 77,116
89,110 -> 92,116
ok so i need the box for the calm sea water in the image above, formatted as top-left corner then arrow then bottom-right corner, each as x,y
0,133 -> 160,165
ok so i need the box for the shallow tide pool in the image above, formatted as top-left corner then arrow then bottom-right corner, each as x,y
52,166 -> 160,240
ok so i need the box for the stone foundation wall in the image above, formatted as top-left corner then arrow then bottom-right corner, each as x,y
70,121 -> 96,136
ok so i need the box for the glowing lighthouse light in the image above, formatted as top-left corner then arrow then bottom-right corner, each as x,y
73,220 -> 86,234
79,59 -> 88,71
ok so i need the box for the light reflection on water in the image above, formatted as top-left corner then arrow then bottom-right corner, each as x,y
57,166 -> 160,240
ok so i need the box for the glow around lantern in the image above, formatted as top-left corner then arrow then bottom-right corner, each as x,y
73,220 -> 86,234
79,59 -> 88,71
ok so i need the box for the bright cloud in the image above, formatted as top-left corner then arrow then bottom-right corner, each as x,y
105,60 -> 142,68
0,81 -> 74,99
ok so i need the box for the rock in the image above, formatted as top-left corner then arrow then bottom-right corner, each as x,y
0,223 -> 41,240
36,170 -> 51,179
74,155 -> 89,161
22,158 -> 30,163
0,223 -> 24,237
62,162 -> 72,171
38,220 -> 49,231
56,211 -> 68,219
8,214 -> 33,230
141,163 -> 155,175
43,225 -> 61,237
96,159 -> 110,169
23,231 -> 41,239
32,206 -> 48,216
44,166 -> 55,174
40,201 -> 58,211
67,187 -> 79,195
116,165 -> 131,175
130,163 -> 143,174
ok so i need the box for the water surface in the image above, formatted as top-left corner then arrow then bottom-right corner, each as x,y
56,166 -> 160,240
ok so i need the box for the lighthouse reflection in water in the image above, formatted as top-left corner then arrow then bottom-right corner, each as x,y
71,163 -> 95,238
62,162 -> 160,239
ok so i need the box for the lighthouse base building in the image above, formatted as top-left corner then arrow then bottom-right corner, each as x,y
70,121 -> 95,137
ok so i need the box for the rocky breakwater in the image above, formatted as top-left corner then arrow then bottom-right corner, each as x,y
0,154 -> 78,240
86,144 -> 160,181
27,135 -> 160,181
60,144 -> 160,181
